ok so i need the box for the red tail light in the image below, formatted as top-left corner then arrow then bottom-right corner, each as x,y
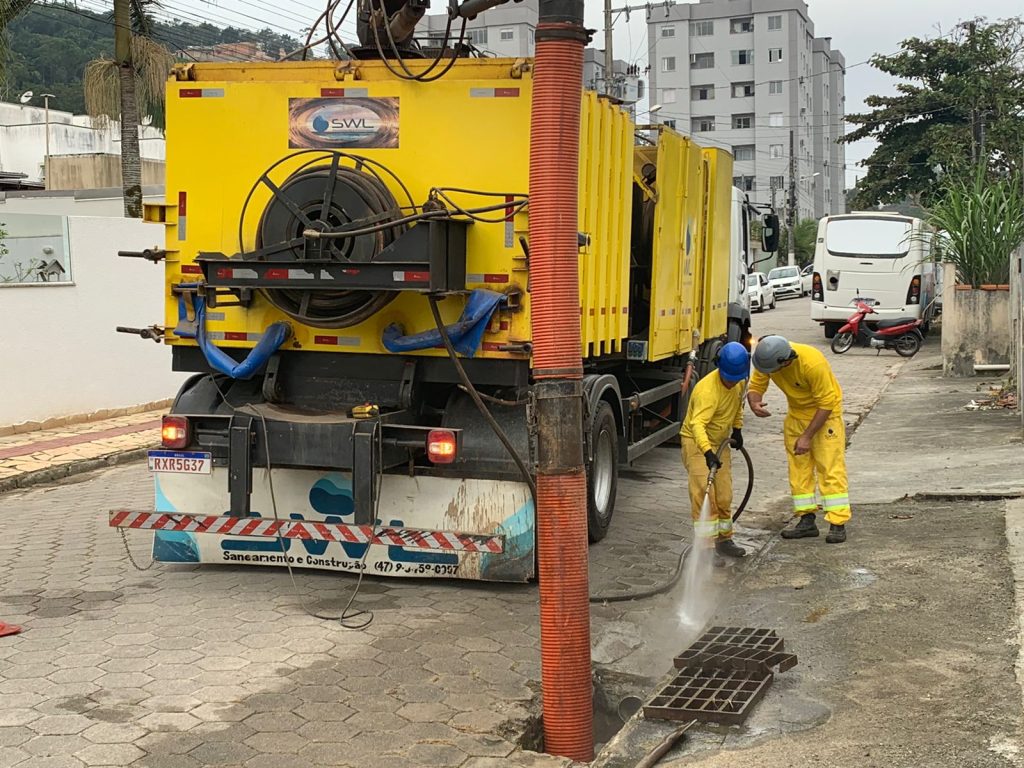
812,272 -> 823,302
426,430 -> 458,464
161,416 -> 189,449
907,275 -> 921,304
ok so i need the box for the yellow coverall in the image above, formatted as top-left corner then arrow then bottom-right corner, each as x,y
680,372 -> 745,548
749,342 -> 851,526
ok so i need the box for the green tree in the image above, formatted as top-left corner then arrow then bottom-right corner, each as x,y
778,218 -> 818,267
843,18 -> 1024,209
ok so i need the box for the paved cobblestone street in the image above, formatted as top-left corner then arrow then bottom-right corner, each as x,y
0,298 -> 914,767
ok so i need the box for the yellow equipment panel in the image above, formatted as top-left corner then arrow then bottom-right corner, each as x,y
157,60 -> 633,363
644,129 -> 705,361
698,147 -> 734,342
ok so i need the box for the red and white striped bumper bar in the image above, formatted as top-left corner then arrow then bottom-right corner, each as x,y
109,510 -> 504,554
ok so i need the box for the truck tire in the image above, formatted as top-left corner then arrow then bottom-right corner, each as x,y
823,322 -> 840,340
587,401 -> 619,543
697,338 -> 724,380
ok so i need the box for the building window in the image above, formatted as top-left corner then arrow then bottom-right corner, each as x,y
769,144 -> 784,158
770,175 -> 785,190
662,88 -> 677,104
769,48 -> 784,63
731,49 -> 753,66
691,84 -> 715,101
732,113 -> 753,129
690,53 -> 714,69
734,145 -> 755,161
769,80 -> 784,95
499,28 -> 514,41
692,116 -> 715,132
661,25 -> 675,37
733,175 -> 755,192
662,56 -> 676,72
769,112 -> 783,127
731,81 -> 754,98
689,20 -> 713,36
729,17 -> 753,34
467,28 -> 488,45
768,15 -> 782,31
663,118 -> 677,129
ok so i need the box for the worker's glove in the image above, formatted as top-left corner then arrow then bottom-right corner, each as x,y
704,450 -> 722,471
730,428 -> 743,450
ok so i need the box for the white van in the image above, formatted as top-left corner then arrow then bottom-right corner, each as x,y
810,213 -> 937,338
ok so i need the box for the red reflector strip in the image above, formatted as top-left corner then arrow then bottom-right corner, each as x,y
265,268 -> 288,279
321,88 -> 346,97
315,335 -> 337,345
224,332 -> 248,341
470,87 -> 521,98
179,88 -> 224,98
181,264 -> 201,274
216,268 -> 232,278
109,511 -> 505,553
495,88 -> 520,97
482,342 -> 504,351
178,191 -> 187,216
394,270 -> 430,282
505,194 -> 515,222
484,273 -> 509,283
314,335 -> 361,347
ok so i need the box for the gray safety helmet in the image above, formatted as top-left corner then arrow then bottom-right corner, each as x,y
752,335 -> 795,374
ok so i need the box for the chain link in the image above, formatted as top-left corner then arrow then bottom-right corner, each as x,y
118,527 -> 156,571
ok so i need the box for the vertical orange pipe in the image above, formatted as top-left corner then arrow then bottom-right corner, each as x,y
529,6 -> 593,762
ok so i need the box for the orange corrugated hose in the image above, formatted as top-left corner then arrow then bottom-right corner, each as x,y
529,23 -> 593,763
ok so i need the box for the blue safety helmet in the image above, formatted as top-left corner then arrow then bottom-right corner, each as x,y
717,341 -> 751,383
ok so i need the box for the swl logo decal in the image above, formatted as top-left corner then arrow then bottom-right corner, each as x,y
289,97 -> 399,149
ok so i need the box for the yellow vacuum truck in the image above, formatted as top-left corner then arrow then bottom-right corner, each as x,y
113,51 -> 776,582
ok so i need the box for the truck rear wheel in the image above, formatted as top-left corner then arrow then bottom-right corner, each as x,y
587,402 -> 619,543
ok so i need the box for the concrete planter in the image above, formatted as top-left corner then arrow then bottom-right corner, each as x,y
941,263 -> 1012,376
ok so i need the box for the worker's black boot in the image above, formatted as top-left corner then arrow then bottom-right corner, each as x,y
716,538 -> 747,558
781,513 -> 819,539
825,524 -> 847,544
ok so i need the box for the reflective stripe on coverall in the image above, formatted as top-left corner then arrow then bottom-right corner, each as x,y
682,438 -> 734,546
750,342 -> 851,526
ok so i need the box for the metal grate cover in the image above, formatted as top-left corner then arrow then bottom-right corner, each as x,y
644,627 -> 798,726
643,666 -> 773,725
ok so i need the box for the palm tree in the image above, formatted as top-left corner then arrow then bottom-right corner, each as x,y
84,0 -> 173,218
779,218 -> 819,267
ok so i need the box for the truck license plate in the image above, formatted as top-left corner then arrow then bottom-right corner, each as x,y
148,450 -> 212,474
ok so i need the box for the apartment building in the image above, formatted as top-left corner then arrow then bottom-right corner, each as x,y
646,0 -> 845,219
422,1 -> 643,110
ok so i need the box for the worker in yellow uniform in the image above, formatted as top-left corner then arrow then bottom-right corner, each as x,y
748,335 -> 849,543
680,342 -> 750,563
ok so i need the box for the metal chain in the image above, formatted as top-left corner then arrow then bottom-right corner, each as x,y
118,528 -> 156,571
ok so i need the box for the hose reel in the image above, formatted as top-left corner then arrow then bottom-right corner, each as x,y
249,154 -> 411,329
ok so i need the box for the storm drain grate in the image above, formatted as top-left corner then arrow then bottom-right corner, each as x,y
643,666 -> 773,725
644,627 -> 797,726
674,642 -> 798,674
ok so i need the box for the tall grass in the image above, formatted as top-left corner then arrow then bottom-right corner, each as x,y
926,169 -> 1024,287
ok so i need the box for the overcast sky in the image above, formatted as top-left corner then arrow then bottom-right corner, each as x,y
585,0 -> 1022,188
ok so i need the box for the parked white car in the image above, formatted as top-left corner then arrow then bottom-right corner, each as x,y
767,266 -> 803,300
800,264 -> 813,296
747,271 -> 776,312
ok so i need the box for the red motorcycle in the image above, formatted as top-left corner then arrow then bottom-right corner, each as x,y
830,301 -> 924,357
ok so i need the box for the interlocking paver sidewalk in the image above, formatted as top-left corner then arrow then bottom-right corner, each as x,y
0,411 -> 164,493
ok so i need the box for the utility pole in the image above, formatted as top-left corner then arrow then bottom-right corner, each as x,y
787,129 -> 796,267
42,93 -> 55,187
603,1 -> 676,98
604,0 -> 614,97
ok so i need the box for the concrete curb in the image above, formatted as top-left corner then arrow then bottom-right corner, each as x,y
0,446 -> 153,495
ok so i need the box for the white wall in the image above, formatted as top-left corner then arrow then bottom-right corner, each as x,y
0,102 -> 165,183
0,215 -> 185,427
0,190 -> 166,218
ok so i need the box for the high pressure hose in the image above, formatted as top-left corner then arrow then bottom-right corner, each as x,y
588,439 -> 754,603
529,3 -> 593,760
